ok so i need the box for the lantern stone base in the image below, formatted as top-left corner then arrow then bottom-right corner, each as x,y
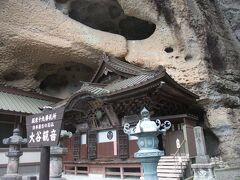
135,150 -> 164,180
2,174 -> 22,180
191,163 -> 216,180
138,159 -> 158,180
50,146 -> 68,179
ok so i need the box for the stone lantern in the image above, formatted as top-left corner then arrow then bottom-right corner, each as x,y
50,130 -> 72,179
123,107 -> 171,180
2,128 -> 27,180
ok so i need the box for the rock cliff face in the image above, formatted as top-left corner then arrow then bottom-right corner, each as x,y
0,0 -> 239,163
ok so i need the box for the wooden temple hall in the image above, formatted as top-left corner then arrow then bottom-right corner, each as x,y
56,54 -> 201,178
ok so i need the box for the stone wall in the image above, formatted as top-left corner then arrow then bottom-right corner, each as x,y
215,166 -> 240,180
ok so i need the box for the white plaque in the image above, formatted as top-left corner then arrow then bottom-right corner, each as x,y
176,138 -> 180,149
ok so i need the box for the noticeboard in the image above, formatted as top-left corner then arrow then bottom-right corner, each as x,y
26,107 -> 65,148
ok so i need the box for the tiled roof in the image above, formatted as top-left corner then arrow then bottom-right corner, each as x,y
77,83 -> 109,95
76,73 -> 158,97
104,55 -> 154,76
0,91 -> 54,114
90,54 -> 165,86
105,74 -> 155,93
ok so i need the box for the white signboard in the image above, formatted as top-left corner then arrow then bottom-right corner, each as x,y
176,138 -> 180,149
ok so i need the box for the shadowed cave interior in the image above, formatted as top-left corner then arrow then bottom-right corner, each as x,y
68,0 -> 156,40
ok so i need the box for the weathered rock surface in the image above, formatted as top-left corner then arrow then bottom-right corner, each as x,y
0,0 -> 239,163
207,107 -> 240,162
118,0 -> 240,164
0,0 -> 127,95
218,0 -> 240,42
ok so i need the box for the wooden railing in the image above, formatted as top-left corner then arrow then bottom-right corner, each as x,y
64,164 -> 89,175
104,166 -> 143,179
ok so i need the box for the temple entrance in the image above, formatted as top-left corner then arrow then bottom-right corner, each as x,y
157,125 -> 185,156
164,129 -> 185,156
154,114 -> 199,157
157,134 -> 164,152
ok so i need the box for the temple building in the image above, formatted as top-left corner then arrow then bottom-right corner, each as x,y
53,54 -> 202,179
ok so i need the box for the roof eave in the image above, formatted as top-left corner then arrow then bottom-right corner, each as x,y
162,74 -> 199,99
101,72 -> 198,103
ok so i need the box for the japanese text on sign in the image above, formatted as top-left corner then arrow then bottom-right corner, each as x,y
29,129 -> 57,143
26,107 -> 64,147
31,113 -> 57,124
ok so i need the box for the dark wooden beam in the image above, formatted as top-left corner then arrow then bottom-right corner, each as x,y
103,104 -> 120,127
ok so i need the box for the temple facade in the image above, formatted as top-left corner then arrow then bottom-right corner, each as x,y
55,54 -> 201,178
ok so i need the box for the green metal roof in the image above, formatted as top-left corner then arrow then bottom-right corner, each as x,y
0,91 -> 54,114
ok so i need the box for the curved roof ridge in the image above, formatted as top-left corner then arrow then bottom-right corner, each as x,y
104,74 -> 155,93
104,55 -> 155,76
77,83 -> 110,95
90,54 -> 165,83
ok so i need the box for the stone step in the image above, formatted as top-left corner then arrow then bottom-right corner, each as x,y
160,156 -> 188,159
157,168 -> 183,173
159,158 -> 189,162
160,156 -> 189,160
157,155 -> 189,180
157,165 -> 186,169
158,178 -> 180,180
158,173 -> 183,178
158,162 -> 187,166
142,176 -> 180,180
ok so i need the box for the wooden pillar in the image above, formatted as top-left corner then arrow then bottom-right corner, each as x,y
103,105 -> 120,127
87,130 -> 97,160
73,132 -> 81,161
39,147 -> 50,180
183,124 -> 189,157
183,118 -> 197,157
117,127 -> 129,159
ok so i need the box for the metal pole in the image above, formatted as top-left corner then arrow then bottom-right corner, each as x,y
39,146 -> 50,180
